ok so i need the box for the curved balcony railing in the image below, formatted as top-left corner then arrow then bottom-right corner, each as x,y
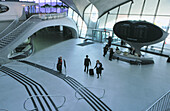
0,12 -> 67,50
146,90 -> 170,111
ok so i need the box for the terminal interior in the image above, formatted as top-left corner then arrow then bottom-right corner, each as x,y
0,0 -> 170,111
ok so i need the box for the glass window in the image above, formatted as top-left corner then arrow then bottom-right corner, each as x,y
105,14 -> 116,29
91,5 -> 98,14
46,0 -> 51,4
109,7 -> 118,14
157,0 -> 170,15
119,2 -> 131,14
81,21 -> 87,37
116,15 -> 128,22
148,42 -> 164,53
90,13 -> 98,22
128,15 -> 140,20
164,33 -> 170,55
78,26 -> 82,35
98,14 -> 107,28
86,28 -> 93,36
130,0 -> 144,14
143,0 -> 158,15
77,16 -> 83,34
73,11 -> 78,24
51,0 -> 56,3
88,20 -> 97,28
68,8 -> 73,18
28,0 -> 34,2
90,5 -> 98,22
84,13 -> 90,25
77,16 -> 82,27
154,16 -> 170,31
141,16 -> 154,23
35,6 -> 40,13
39,0 -> 45,3
84,4 -> 92,13
34,0 -> 39,3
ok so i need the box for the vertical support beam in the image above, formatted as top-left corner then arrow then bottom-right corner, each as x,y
127,1 -> 133,18
79,17 -> 84,38
115,6 -> 120,23
104,12 -> 109,29
153,0 -> 160,23
140,0 -> 146,19
85,4 -> 93,38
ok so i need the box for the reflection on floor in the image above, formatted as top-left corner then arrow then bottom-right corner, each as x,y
0,38 -> 170,111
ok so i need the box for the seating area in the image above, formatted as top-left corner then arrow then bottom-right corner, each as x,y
112,49 -> 154,65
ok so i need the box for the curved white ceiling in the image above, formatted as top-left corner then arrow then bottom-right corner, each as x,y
61,0 -> 132,18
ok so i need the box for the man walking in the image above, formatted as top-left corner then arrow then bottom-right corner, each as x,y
57,56 -> 63,73
84,55 -> 91,73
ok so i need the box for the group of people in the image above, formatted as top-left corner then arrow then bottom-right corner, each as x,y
84,55 -> 103,78
103,36 -> 117,61
56,55 -> 104,79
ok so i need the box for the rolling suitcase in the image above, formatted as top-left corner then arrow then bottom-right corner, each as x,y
89,69 -> 94,75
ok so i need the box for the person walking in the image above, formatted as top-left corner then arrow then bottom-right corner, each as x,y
103,44 -> 109,57
94,60 -> 103,78
57,56 -> 63,73
109,48 -> 114,61
108,36 -> 113,47
84,55 -> 91,73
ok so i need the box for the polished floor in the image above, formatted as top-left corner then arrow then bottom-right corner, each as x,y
0,38 -> 170,111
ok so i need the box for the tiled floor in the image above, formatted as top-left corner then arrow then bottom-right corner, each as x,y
0,38 -> 170,111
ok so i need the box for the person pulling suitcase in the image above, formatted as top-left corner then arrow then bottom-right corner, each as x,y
84,55 -> 91,74
94,60 -> 103,78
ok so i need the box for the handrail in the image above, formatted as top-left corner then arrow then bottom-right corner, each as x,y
0,14 -> 38,41
146,90 -> 170,111
0,12 -> 67,49
23,95 -> 66,111
0,18 -> 19,38
75,87 -> 105,100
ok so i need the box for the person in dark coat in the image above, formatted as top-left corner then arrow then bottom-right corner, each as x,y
108,36 -> 113,47
94,60 -> 103,78
84,55 -> 91,73
103,44 -> 109,57
109,48 -> 114,61
57,56 -> 62,73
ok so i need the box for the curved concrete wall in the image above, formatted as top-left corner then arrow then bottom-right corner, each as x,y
0,17 -> 78,64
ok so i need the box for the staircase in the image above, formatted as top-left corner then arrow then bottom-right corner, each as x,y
0,12 -> 67,65
0,18 -> 21,39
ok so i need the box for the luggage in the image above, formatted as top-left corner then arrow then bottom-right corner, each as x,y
89,69 -> 94,75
